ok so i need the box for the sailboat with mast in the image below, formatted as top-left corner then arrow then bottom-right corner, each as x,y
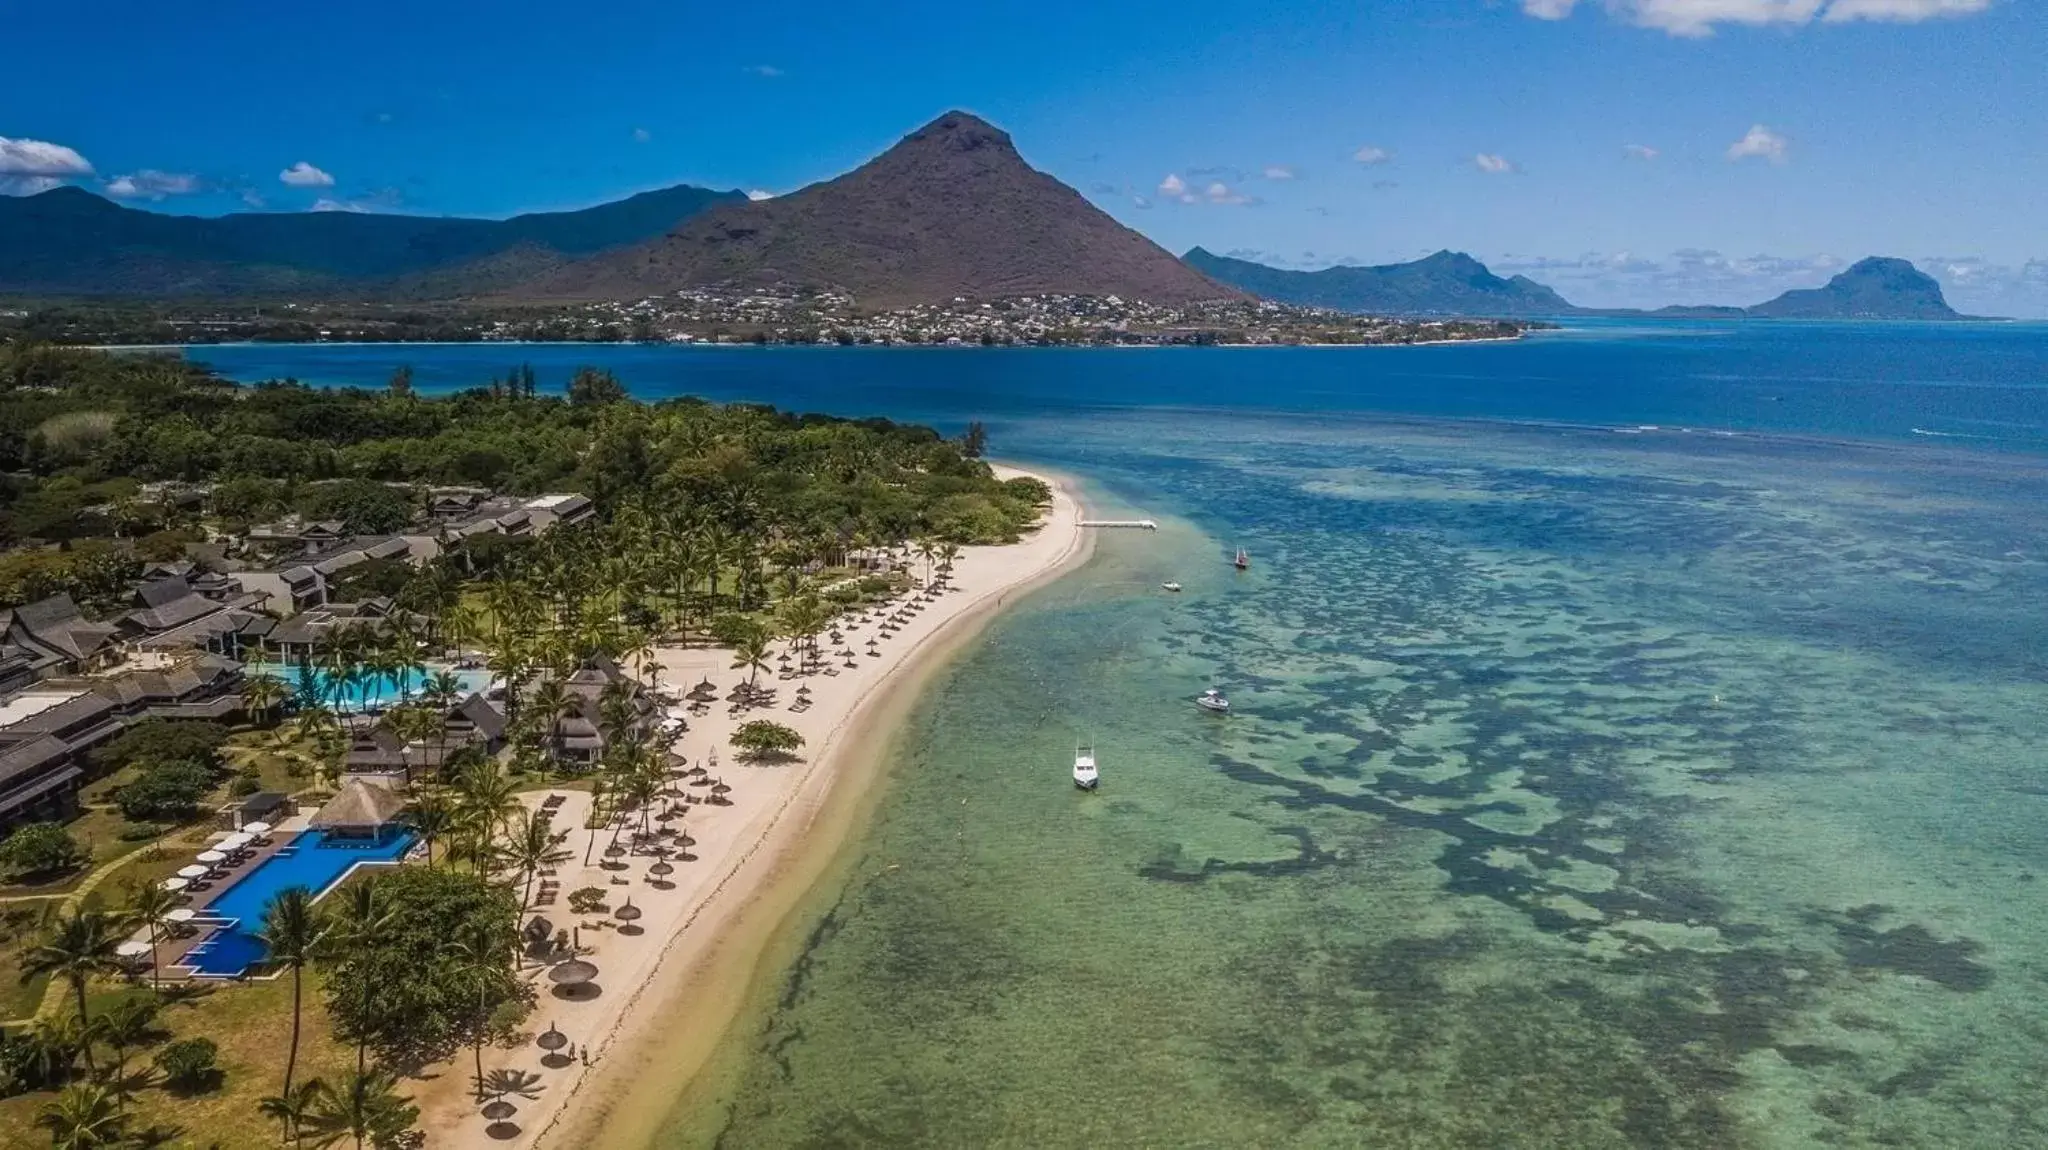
1233,547 -> 1250,570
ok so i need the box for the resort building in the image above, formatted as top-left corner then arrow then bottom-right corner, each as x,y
0,595 -> 122,685
229,563 -> 328,616
90,653 -> 246,721
266,599 -> 410,664
543,660 -> 660,765
0,687 -> 124,827
344,692 -> 508,779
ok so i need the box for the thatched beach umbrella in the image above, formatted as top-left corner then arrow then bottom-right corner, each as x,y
649,861 -> 674,877
603,844 -> 627,858
614,900 -> 641,923
482,1100 -> 518,1121
177,864 -> 208,880
710,781 -> 731,796
195,850 -> 227,865
536,1023 -> 568,1052
166,907 -> 196,924
547,958 -> 598,987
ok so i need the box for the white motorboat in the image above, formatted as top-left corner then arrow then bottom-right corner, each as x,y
1196,688 -> 1230,714
1073,745 -> 1099,790
1162,581 -> 1183,592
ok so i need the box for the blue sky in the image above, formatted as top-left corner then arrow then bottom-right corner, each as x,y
4,0 -> 2045,313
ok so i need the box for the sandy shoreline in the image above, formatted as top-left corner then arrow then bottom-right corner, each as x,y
417,467 -> 1091,1149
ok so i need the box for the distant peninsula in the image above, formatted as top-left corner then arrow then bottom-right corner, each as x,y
1190,251 -> 1983,322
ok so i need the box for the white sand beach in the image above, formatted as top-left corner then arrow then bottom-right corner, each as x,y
416,467 -> 1089,1149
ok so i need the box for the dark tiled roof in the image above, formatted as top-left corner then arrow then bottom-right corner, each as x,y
136,576 -> 194,609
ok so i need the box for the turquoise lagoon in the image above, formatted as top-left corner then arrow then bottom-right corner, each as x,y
194,324 -> 2048,1147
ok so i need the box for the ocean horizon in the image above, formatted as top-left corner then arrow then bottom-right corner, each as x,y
193,322 -> 2048,1146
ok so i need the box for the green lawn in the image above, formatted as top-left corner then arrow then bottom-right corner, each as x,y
0,977 -> 360,1150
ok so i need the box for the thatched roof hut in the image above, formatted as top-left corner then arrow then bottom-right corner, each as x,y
309,777 -> 407,837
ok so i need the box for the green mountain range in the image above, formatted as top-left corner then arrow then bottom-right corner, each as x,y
0,183 -> 743,297
1184,247 -> 1572,316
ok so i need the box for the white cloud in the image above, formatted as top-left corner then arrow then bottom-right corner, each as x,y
632,127 -> 652,143
1529,0 -> 1989,36
310,197 -> 361,212
1623,143 -> 1660,160
745,64 -> 784,78
0,135 -> 92,195
1726,124 -> 1788,163
1353,145 -> 1391,165
1823,0 -> 1992,21
105,170 -> 200,200
1157,173 -> 1196,202
240,189 -> 267,209
1131,194 -> 1151,209
280,161 -> 335,187
0,135 -> 93,177
1262,165 -> 1296,180
746,189 -> 775,201
1205,180 -> 1255,205
1474,153 -> 1515,174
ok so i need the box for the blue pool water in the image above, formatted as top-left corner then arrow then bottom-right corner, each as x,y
249,663 -> 491,712
184,829 -> 415,977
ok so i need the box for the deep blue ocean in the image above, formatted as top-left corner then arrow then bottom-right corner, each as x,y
193,322 -> 2048,1147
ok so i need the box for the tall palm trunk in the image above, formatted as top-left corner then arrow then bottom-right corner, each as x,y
283,965 -> 302,1097
72,979 -> 97,1073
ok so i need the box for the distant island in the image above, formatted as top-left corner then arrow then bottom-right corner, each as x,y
1191,250 -> 1982,322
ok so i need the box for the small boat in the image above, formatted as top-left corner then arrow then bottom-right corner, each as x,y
1233,548 -> 1250,570
1073,745 -> 1099,790
1161,581 -> 1183,592
1196,688 -> 1230,714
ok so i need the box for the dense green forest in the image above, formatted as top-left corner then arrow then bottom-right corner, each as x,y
0,344 -> 1044,607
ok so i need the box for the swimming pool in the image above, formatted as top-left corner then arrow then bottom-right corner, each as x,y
182,829 -> 415,978
248,663 -> 491,712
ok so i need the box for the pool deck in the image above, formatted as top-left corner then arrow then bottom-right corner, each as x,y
130,813 -> 313,979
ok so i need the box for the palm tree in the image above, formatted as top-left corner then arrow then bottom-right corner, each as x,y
455,760 -> 524,845
123,881 -> 180,991
506,810 -> 571,911
731,632 -> 772,687
529,678 -> 573,765
23,1014 -> 86,1087
260,1078 -> 326,1148
324,879 -> 396,1080
20,907 -> 125,1073
443,923 -> 509,1102
96,994 -> 156,1072
35,1082 -> 128,1149
404,788 -> 457,866
301,1070 -> 418,1150
914,537 -> 937,584
937,541 -> 960,577
259,886 -> 327,1102
425,668 -> 465,766
243,672 -> 291,727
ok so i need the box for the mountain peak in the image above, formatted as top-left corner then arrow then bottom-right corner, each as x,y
899,110 -> 1016,155
518,111 -> 1239,308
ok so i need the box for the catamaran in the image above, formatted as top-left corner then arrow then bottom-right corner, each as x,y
1233,548 -> 1250,570
1073,744 -> 1099,790
1197,688 -> 1230,714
